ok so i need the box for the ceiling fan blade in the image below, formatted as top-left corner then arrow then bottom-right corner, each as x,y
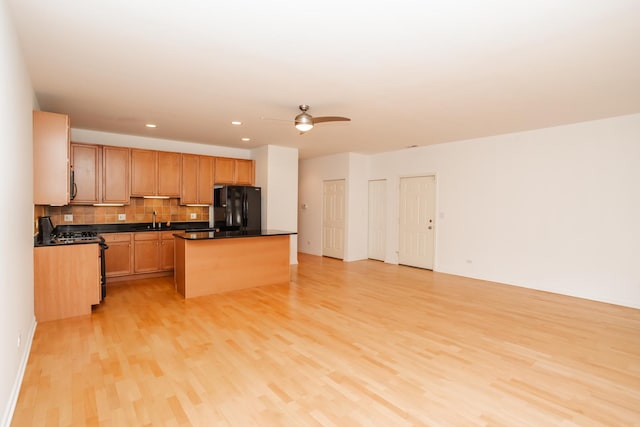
261,117 -> 292,123
313,116 -> 351,124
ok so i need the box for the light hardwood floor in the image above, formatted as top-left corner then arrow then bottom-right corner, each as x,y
13,254 -> 640,426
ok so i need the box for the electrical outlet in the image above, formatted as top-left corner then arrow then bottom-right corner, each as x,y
190,213 -> 197,219
17,334 -> 21,349
118,214 -> 126,221
63,214 -> 73,222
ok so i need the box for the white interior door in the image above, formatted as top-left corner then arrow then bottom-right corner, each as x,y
322,179 -> 345,259
399,176 -> 435,269
368,180 -> 386,261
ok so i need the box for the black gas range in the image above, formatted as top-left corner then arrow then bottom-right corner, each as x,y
51,231 -> 104,245
52,230 -> 105,245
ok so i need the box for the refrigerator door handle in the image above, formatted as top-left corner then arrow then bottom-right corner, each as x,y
242,192 -> 247,227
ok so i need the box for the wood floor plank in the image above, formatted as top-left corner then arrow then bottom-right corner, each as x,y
12,253 -> 640,426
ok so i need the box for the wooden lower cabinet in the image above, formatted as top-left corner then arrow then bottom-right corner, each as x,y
103,233 -> 133,277
133,231 -> 175,274
34,243 -> 100,322
104,231 -> 175,279
175,235 -> 289,298
160,232 -> 175,271
134,232 -> 160,273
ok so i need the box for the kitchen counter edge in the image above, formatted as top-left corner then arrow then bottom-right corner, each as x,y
174,230 -> 297,240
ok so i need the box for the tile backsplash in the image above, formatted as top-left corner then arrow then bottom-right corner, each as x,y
40,198 -> 209,227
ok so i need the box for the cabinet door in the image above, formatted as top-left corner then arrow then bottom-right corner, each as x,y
103,146 -> 130,204
157,151 -> 181,197
134,233 -> 160,273
180,154 -> 199,204
214,157 -> 235,184
104,233 -> 133,277
70,143 -> 99,204
235,159 -> 254,185
34,244 -> 100,322
160,232 -> 175,271
198,156 -> 214,204
131,149 -> 157,196
33,111 -> 70,205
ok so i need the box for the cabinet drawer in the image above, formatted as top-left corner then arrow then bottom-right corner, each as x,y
160,231 -> 176,240
103,233 -> 132,243
134,232 -> 159,241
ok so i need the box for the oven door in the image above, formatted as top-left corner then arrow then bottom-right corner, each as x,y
99,240 -> 109,300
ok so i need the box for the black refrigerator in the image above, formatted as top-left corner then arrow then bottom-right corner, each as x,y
213,185 -> 262,230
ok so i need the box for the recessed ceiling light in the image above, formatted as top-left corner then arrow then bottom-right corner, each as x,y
231,121 -> 242,125
241,138 -> 251,142
145,123 -> 157,128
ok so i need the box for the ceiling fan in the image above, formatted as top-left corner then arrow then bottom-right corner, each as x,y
293,105 -> 350,133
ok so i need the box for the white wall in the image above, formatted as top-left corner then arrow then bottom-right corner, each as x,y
0,1 -> 38,425
252,145 -> 299,264
71,128 -> 252,158
345,154 -> 368,261
298,153 -> 350,256
299,114 -> 640,308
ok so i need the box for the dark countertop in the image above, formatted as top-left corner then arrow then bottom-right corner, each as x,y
34,222 -> 211,247
34,222 -> 295,247
174,229 -> 297,240
54,221 -> 210,234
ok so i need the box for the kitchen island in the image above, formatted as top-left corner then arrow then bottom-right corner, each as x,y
173,229 -> 295,298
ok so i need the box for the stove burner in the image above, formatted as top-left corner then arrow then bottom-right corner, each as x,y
52,230 -> 101,244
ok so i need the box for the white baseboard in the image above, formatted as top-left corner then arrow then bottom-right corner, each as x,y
1,317 -> 36,427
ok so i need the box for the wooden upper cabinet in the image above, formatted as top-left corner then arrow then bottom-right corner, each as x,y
198,156 -> 214,205
33,111 -> 70,205
102,146 -> 130,204
70,144 -> 129,205
214,157 -> 255,185
157,151 -> 181,197
180,154 -> 214,205
180,154 -> 198,204
235,159 -> 254,185
131,149 -> 180,197
214,157 -> 235,184
130,149 -> 156,196
70,143 -> 99,204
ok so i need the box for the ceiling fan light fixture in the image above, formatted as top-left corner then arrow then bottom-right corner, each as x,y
294,113 -> 313,132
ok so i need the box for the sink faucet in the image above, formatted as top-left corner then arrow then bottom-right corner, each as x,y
152,210 -> 157,228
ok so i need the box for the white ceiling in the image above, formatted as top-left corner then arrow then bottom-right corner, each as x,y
7,0 -> 640,159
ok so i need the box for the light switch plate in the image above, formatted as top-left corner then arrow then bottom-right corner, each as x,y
63,214 -> 73,222
190,213 -> 197,219
118,214 -> 126,221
